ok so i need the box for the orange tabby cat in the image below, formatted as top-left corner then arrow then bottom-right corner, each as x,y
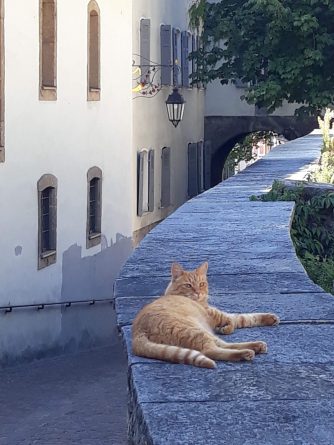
132,262 -> 279,369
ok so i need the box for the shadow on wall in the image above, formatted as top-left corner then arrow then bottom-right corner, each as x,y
59,233 -> 133,354
0,234 -> 133,367
61,234 -> 133,301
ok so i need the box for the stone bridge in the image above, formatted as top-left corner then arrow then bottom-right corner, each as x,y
114,131 -> 334,445
205,115 -> 317,186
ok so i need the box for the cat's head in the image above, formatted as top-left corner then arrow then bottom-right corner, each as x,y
164,262 -> 209,305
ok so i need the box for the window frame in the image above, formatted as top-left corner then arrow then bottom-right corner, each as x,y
87,0 -> 101,101
37,174 -> 57,269
86,166 -> 102,248
39,0 -> 57,101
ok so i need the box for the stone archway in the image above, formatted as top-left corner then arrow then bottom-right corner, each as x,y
205,115 -> 317,186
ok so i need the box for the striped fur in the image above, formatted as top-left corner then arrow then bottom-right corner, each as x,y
132,262 -> 279,368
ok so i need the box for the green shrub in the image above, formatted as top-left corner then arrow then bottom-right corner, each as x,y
253,180 -> 334,295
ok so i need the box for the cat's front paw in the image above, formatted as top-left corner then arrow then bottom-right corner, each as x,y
240,349 -> 255,361
263,313 -> 280,326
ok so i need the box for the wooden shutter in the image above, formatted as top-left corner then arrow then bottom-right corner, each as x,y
197,141 -> 204,193
181,31 -> 189,87
160,25 -> 171,85
188,143 -> 198,198
161,147 -> 171,208
137,152 -> 144,216
172,28 -> 178,86
140,19 -> 151,84
204,140 -> 212,190
148,149 -> 155,212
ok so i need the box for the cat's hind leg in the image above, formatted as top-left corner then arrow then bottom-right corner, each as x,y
214,336 -> 267,354
197,334 -> 255,362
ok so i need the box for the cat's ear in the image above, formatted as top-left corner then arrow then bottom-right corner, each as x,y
171,262 -> 183,280
197,262 -> 208,275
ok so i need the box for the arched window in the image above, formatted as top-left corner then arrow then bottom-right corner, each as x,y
37,174 -> 57,269
87,166 -> 102,248
39,0 -> 57,100
0,0 -> 4,162
87,1 -> 100,101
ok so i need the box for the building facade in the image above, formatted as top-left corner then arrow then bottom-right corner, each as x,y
0,0 -> 133,365
132,0 -> 205,244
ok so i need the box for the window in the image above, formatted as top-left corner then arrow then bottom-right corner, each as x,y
203,140 -> 212,190
188,143 -> 198,198
37,174 -> 57,269
0,0 -> 4,162
87,166 -> 102,248
87,1 -> 100,101
39,0 -> 57,101
140,18 -> 151,85
197,141 -> 204,193
160,25 -> 171,86
161,147 -> 171,208
188,141 -> 208,198
137,149 -> 154,216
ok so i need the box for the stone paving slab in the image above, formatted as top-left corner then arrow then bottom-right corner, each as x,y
114,272 -> 322,298
131,362 -> 334,403
136,400 -> 334,445
122,254 -> 305,277
121,324 -> 334,366
116,291 -> 334,327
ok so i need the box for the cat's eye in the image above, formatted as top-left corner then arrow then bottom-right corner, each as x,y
184,284 -> 192,288
199,282 -> 206,287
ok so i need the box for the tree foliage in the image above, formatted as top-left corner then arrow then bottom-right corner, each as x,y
189,0 -> 334,115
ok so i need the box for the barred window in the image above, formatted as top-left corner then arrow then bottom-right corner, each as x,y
87,167 -> 102,248
37,174 -> 57,269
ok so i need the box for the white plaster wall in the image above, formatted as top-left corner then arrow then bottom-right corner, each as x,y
206,80 -> 298,117
0,0 -> 133,363
132,0 -> 205,233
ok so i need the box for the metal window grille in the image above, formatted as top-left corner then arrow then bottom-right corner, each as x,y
89,177 -> 99,234
41,187 -> 54,252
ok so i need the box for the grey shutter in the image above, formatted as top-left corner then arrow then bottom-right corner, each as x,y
172,28 -> 178,86
191,35 -> 196,87
140,19 -> 151,84
197,141 -> 204,193
160,25 -> 171,85
188,143 -> 198,198
137,152 -> 144,216
204,140 -> 212,190
181,31 -> 189,87
161,147 -> 171,208
148,149 -> 155,212
196,35 -> 202,88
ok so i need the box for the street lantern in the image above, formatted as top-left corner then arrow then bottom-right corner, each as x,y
165,88 -> 186,128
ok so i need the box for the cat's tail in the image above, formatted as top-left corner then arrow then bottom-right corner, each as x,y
132,334 -> 216,369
